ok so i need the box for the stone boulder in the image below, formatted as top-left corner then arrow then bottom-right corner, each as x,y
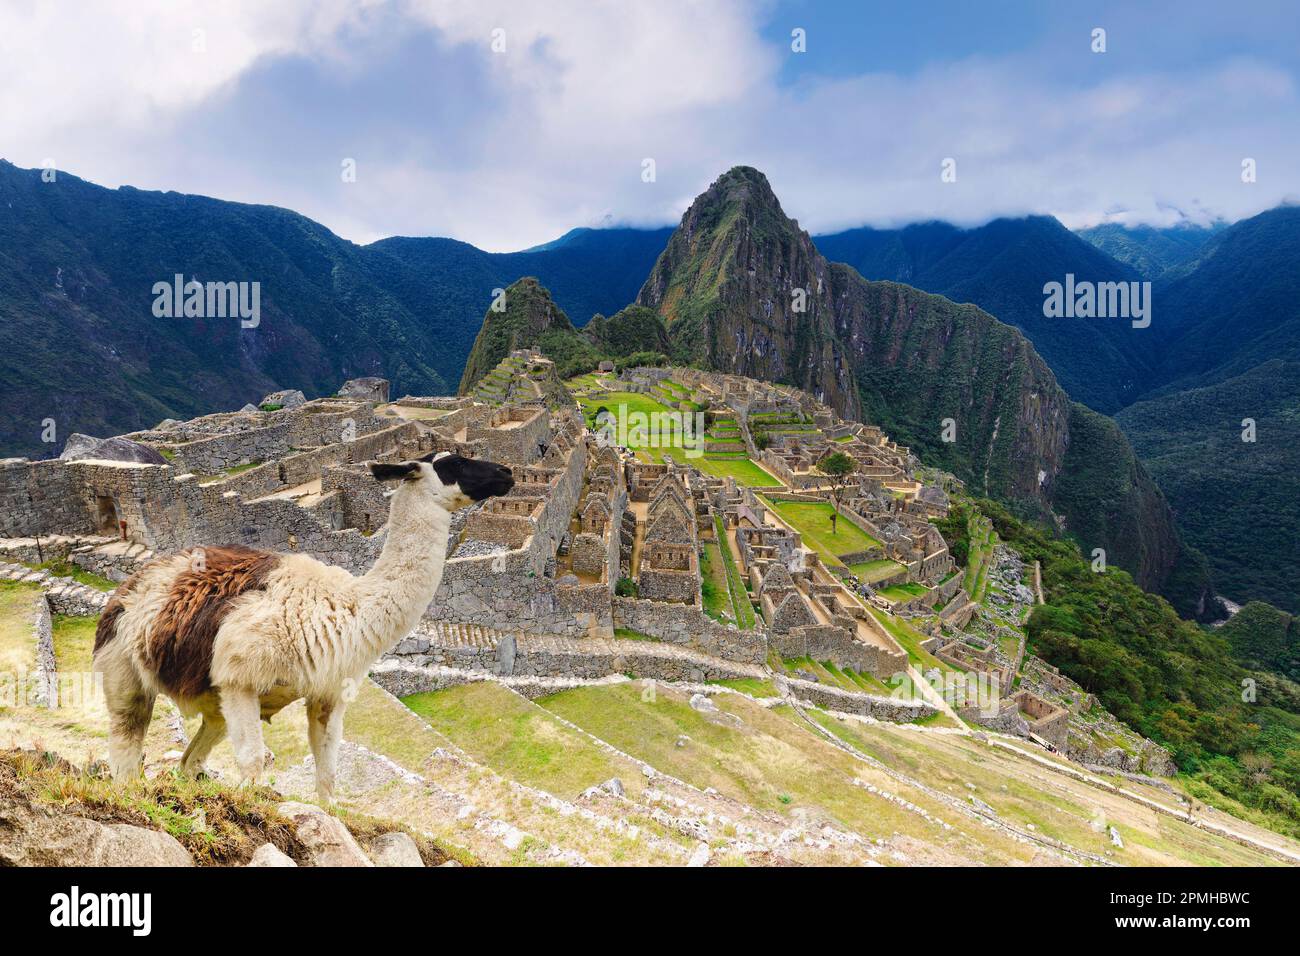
366,831 -> 423,867
0,790 -> 193,866
246,843 -> 297,867
57,433 -> 104,461
338,377 -> 390,403
276,801 -> 373,867
260,389 -> 306,410
59,434 -> 169,465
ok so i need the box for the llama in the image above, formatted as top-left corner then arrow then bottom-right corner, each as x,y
92,452 -> 514,800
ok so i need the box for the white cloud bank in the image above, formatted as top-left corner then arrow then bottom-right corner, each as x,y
0,0 -> 1296,249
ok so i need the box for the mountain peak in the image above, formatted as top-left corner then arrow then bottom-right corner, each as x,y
636,166 -> 851,401
458,277 -> 576,394
689,165 -> 789,225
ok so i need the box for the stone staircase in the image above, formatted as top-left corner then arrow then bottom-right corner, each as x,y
0,561 -> 111,615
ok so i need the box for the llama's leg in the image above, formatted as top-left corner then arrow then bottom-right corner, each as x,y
220,687 -> 265,787
180,712 -> 227,778
307,697 -> 346,803
106,690 -> 156,779
101,659 -> 155,780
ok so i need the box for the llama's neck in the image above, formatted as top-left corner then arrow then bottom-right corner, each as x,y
354,491 -> 451,661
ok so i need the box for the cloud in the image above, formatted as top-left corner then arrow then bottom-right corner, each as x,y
0,1 -> 367,145
0,1 -> 1297,248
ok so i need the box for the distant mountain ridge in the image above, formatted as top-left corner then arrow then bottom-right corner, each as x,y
1075,221 -> 1221,280
815,216 -> 1155,413
0,159 -> 669,459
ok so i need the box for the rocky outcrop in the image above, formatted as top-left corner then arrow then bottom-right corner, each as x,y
367,831 -> 424,867
247,843 -> 298,867
0,788 -> 193,867
260,389 -> 307,409
276,801 -> 375,867
59,434 -> 169,465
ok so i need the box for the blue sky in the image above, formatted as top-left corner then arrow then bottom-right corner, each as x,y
1,0 -> 1297,250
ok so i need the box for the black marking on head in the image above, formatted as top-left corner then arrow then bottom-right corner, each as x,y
369,461 -> 420,482
425,453 -> 514,501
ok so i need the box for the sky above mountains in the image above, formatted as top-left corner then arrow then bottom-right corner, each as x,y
2,0 -> 1297,250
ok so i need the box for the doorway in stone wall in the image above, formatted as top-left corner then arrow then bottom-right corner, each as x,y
94,495 -> 120,536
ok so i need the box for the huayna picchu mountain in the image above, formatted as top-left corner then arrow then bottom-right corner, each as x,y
630,167 -> 1207,610
635,168 -> 862,420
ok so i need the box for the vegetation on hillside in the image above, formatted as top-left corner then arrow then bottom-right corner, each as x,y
1116,359 -> 1300,613
1219,603 -> 1300,683
948,497 -> 1300,835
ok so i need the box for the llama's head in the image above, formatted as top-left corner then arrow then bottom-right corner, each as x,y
369,452 -> 514,511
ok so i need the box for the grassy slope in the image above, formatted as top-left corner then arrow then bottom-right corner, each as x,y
2,584 -> 1297,864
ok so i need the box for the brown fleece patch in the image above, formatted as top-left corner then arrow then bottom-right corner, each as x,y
94,568 -> 145,654
146,546 -> 279,699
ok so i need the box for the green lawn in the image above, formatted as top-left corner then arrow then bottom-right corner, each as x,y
763,499 -> 880,565
713,516 -> 757,628
694,456 -> 778,487
879,583 -> 929,602
577,390 -> 686,461
52,613 -> 97,676
0,581 -> 42,676
848,558 -> 904,583
707,677 -> 779,697
402,682 -> 626,800
576,389 -> 777,484
699,538 -> 732,623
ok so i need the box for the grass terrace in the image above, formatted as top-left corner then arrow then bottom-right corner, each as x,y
713,515 -> 756,628
761,498 -> 880,566
779,656 -> 898,698
699,537 -> 733,624
879,582 -> 930,603
848,558 -> 905,583
22,559 -> 118,592
693,455 -> 778,487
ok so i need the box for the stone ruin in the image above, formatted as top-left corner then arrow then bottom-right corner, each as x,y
0,367 -> 966,724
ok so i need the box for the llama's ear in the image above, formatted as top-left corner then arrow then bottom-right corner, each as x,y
369,461 -> 420,482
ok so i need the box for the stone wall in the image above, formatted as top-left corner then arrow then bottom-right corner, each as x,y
781,676 -> 938,723
612,596 -> 766,665
162,402 -> 384,476
769,623 -> 907,679
0,459 -> 95,538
